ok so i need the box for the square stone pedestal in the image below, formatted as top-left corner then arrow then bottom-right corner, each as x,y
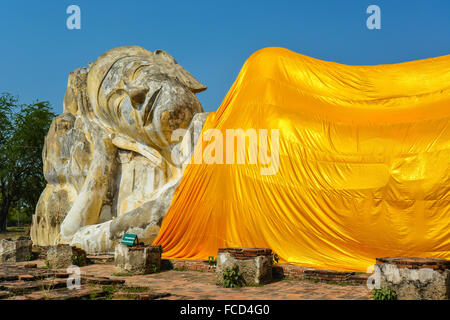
0,238 -> 32,262
46,244 -> 87,269
376,257 -> 450,300
216,248 -> 273,286
114,244 -> 162,275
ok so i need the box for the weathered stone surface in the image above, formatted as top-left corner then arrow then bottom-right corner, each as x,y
113,291 -> 171,300
31,46 -> 208,254
216,248 -> 273,286
86,254 -> 114,265
0,263 -> 70,285
376,257 -> 450,300
31,68 -> 93,246
81,276 -> 125,285
46,245 -> 72,269
0,238 -> 32,262
7,285 -> 103,300
18,275 -> 35,281
0,262 -> 125,300
32,246 -> 48,260
114,244 -> 162,275
46,244 -> 87,269
1,278 -> 68,294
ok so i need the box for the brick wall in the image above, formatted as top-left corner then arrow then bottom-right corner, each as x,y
162,258 -> 370,284
162,258 -> 216,272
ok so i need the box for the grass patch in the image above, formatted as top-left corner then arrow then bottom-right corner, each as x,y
172,267 -> 189,272
121,286 -> 149,293
102,285 -> 119,300
81,285 -> 118,300
244,283 -> 265,287
281,276 -> 355,286
81,285 -> 151,300
111,272 -> 134,277
322,280 -> 353,286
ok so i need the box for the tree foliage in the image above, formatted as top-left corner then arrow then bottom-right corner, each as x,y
0,93 -> 55,231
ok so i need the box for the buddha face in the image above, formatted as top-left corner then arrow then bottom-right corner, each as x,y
95,55 -> 204,150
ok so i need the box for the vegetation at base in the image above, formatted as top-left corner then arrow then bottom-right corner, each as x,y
273,253 -> 279,264
208,256 -> 217,266
101,285 -> 118,299
149,264 -> 159,274
172,266 -> 188,272
81,285 -> 152,300
372,287 -> 398,300
72,255 -> 87,267
223,265 -> 245,288
111,272 -> 134,277
0,93 -> 55,231
281,276 -> 355,286
43,260 -> 52,269
25,253 -> 35,261
121,286 -> 149,293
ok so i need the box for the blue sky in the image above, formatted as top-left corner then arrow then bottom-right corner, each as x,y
0,0 -> 449,113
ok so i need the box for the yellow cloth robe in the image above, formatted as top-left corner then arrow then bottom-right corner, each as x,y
154,47 -> 450,272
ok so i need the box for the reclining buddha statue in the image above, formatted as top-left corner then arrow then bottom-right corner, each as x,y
32,46 -> 450,272
31,46 -> 209,252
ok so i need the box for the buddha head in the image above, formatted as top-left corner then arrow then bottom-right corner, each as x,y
86,46 -> 206,151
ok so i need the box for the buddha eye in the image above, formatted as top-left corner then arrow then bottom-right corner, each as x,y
128,87 -> 148,109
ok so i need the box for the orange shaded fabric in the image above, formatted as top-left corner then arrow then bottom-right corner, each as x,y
154,47 -> 450,272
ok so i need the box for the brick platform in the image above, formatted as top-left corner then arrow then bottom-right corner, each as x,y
0,261 -> 372,300
0,238 -> 32,262
218,248 -> 273,259
273,265 -> 370,284
26,248 -> 372,285
216,248 -> 273,285
157,258 -> 370,285
376,257 -> 450,272
162,258 -> 215,272
376,257 -> 450,300
80,264 -> 372,300
115,244 -> 162,274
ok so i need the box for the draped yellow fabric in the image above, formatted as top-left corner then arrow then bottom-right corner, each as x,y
154,47 -> 450,272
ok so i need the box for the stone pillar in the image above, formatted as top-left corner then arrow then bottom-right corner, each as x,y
0,238 -> 32,262
216,248 -> 273,286
114,244 -> 162,275
376,257 -> 450,300
46,244 -> 87,269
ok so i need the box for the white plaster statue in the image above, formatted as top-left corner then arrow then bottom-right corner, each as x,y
31,46 -> 208,253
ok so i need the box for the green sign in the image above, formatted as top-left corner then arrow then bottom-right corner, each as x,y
121,233 -> 138,246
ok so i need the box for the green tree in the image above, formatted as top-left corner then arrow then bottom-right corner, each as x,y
0,93 -> 55,231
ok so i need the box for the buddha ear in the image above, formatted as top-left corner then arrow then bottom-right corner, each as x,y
154,49 -> 207,94
63,67 -> 89,115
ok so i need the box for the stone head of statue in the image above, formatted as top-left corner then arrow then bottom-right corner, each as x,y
86,46 -> 206,153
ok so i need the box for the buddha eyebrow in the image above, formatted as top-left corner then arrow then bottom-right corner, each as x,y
118,57 -> 150,81
129,61 -> 152,81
